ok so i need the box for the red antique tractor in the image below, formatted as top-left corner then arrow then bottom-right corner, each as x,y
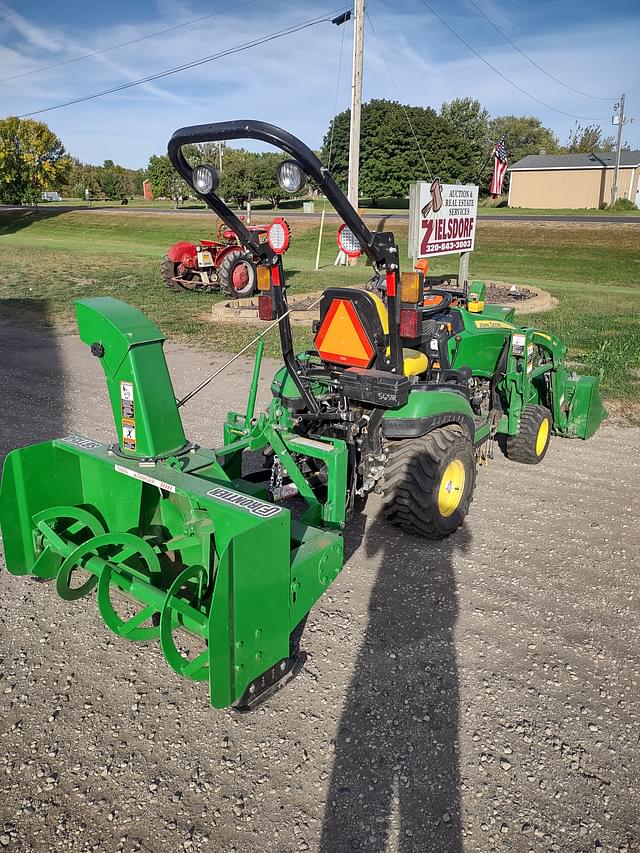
161,221 -> 268,297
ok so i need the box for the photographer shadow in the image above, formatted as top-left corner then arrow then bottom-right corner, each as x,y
320,517 -> 471,853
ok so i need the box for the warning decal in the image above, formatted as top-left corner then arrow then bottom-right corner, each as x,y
122,418 -> 136,451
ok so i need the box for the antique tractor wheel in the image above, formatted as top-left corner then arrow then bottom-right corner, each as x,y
218,250 -> 257,298
161,255 -> 198,292
383,424 -> 476,539
506,404 -> 552,464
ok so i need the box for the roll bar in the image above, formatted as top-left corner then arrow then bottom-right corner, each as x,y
168,120 -> 404,377
167,120 -> 396,269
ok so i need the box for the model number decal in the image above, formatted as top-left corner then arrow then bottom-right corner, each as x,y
62,435 -> 104,450
206,486 -> 281,518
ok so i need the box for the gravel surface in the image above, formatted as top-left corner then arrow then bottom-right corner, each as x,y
1,320 -> 639,853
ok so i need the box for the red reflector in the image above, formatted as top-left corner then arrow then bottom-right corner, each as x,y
385,270 -> 397,297
399,308 -> 419,338
258,295 -> 275,321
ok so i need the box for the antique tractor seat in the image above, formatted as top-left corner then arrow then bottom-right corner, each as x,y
315,288 -> 428,377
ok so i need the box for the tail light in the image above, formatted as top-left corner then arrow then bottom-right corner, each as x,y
258,295 -> 275,321
399,308 -> 419,338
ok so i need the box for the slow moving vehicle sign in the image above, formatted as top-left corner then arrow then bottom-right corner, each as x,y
409,178 -> 479,259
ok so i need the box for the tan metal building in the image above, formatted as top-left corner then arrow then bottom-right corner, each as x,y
508,151 -> 640,209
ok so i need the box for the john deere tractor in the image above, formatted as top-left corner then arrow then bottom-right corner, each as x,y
0,121 -> 605,710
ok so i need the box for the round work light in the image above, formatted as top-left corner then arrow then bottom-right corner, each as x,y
192,164 -> 219,195
267,217 -> 291,254
277,160 -> 307,194
337,223 -> 362,258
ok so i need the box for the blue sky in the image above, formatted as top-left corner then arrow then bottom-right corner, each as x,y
1,0 -> 638,168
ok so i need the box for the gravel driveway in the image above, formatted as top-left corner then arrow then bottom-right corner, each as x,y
1,319 -> 638,853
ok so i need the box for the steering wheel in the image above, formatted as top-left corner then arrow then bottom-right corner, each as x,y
422,289 -> 453,317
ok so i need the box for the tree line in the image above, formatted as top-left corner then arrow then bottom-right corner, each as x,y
0,103 -> 621,206
321,98 -> 618,202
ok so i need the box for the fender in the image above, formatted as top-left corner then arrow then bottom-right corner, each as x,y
213,244 -> 246,266
383,385 -> 476,440
167,241 -> 197,263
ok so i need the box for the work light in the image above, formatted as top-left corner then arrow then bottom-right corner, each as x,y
336,223 -> 362,258
193,164 -> 219,195
267,217 -> 291,254
277,160 -> 307,194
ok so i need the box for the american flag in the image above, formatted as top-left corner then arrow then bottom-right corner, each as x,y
490,134 -> 508,197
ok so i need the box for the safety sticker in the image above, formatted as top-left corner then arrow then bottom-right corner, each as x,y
511,333 -> 526,355
120,381 -> 134,402
115,465 -> 176,493
122,418 -> 136,451
206,486 -> 281,518
62,435 -> 104,450
474,319 -> 514,330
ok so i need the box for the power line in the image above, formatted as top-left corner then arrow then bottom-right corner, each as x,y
418,0 -> 608,122
19,9 -> 349,118
0,0 -> 259,84
366,10 -> 433,179
467,0 -> 613,103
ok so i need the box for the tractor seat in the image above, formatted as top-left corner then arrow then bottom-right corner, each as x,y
314,288 -> 428,377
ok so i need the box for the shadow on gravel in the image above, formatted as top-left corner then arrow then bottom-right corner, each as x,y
320,522 -> 470,853
0,299 -> 67,462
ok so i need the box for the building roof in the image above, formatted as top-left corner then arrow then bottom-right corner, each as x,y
510,151 -> 640,171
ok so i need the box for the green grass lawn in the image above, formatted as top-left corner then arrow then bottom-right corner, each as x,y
1,210 -> 639,404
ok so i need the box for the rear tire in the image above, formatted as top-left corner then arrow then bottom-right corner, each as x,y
383,425 -> 476,539
506,404 -> 551,464
161,255 -> 194,292
218,250 -> 257,298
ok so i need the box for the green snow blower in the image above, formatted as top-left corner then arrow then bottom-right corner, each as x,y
0,121 -> 606,710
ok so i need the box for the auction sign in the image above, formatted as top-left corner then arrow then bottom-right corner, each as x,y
408,179 -> 479,259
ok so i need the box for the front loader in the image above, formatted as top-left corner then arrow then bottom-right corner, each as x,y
0,120 -> 606,710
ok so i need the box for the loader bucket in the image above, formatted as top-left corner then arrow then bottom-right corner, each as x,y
0,436 -> 343,709
564,374 -> 607,440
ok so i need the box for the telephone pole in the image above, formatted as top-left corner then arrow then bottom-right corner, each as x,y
336,0 -> 364,266
347,0 -> 364,212
610,93 -> 626,207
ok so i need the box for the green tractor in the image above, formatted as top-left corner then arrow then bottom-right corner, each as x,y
0,121 -> 605,710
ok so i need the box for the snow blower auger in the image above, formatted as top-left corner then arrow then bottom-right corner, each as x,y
0,120 -> 606,709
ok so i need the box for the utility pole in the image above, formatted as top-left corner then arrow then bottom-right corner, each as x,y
348,0 -> 364,213
336,0 -> 364,266
611,93 -> 626,207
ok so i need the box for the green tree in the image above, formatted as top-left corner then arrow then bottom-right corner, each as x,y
440,97 -> 491,177
99,159 -> 124,199
147,154 -> 189,208
563,122 -> 615,153
488,115 -> 560,167
0,116 -> 70,204
322,99 -> 477,205
254,152 -> 289,207
219,148 -> 256,207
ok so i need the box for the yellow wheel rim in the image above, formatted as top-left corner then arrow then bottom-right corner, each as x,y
437,460 -> 466,518
536,418 -> 550,456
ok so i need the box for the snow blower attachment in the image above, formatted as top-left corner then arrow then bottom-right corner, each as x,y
0,120 -> 606,710
0,294 -> 347,710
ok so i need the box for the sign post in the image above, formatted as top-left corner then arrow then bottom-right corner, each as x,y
409,179 -> 479,287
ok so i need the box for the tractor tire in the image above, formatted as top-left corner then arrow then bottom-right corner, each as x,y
506,404 -> 552,465
382,425 -> 476,539
218,250 -> 257,298
161,255 -> 193,292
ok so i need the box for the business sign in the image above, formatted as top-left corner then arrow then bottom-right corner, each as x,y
409,179 -> 479,259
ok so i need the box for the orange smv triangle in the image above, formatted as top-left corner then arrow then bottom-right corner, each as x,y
315,298 -> 375,367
